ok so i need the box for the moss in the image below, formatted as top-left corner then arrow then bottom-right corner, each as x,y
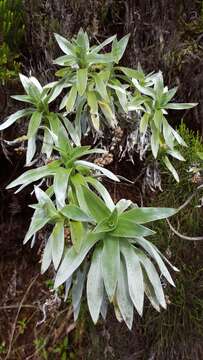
0,0 -> 24,83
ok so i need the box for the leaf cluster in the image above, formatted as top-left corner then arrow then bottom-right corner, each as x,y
0,29 -> 192,328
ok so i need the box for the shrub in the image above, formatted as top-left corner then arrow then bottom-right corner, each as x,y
0,29 -> 197,328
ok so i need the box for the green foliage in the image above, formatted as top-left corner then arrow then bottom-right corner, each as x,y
0,43 -> 20,81
0,0 -> 24,83
0,30 -> 197,329
0,0 -> 24,49
0,30 -> 196,180
0,341 -> 6,354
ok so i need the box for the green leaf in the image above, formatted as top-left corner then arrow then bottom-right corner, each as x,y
24,208 -> 50,244
69,146 -> 105,162
143,270 -> 160,311
27,111 -> 42,138
72,268 -> 87,321
132,79 -> 155,99
95,73 -> 109,102
87,53 -> 114,65
70,221 -> 85,253
54,33 -> 75,55
41,128 -> 54,159
165,102 -> 197,110
11,94 -> 33,103
41,236 -> 52,274
48,81 -> 66,103
81,186 -> 111,222
34,187 -> 57,216
167,149 -> 185,161
116,257 -> 134,329
153,110 -> 163,130
30,77 -> 43,93
26,135 -> 36,165
171,128 -> 187,147
61,204 -> 93,222
112,218 -> 155,238
6,162 -> 59,190
160,86 -> 178,106
119,207 -> 176,224
140,113 -> 149,134
162,117 -> 174,148
19,73 -> 31,94
135,237 -> 175,287
54,55 -> 76,67
94,208 -> 118,233
54,232 -> 101,288
53,168 -> 71,209
0,109 -> 32,131
112,34 -> 130,63
76,28 -> 89,50
87,90 -> 98,114
87,246 -> 104,323
116,199 -> 132,214
115,85 -> 128,112
120,240 -> 144,316
86,177 -> 115,211
153,71 -> 164,97
101,236 -> 120,301
76,160 -> 120,182
137,251 -> 166,309
98,101 -> 117,127
77,68 -> 88,96
62,116 -> 81,146
51,221 -> 64,270
66,85 -> 77,112
119,67 -> 144,81
150,123 -> 159,158
163,156 -> 179,182
91,35 -> 116,54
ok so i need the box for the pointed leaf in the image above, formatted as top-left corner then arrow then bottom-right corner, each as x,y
120,240 -> 144,316
26,135 -> 36,165
163,156 -> 179,182
75,160 -> 120,182
77,68 -> 88,96
116,258 -> 134,329
70,221 -> 85,253
112,218 -> 155,238
120,207 -> 176,224
51,221 -> 64,270
72,268 -> 86,321
135,237 -> 175,287
61,204 -> 93,222
80,185 -> 110,222
137,251 -> 166,309
53,168 -> 71,209
87,246 -> 104,323
54,33 -> 75,55
27,111 -> 42,138
41,235 -> 52,273
86,177 -> 115,211
66,85 -> 77,112
24,208 -> 50,244
6,162 -> 59,189
54,232 -> 101,288
101,236 -> 120,301
0,109 -> 32,131
165,102 -> 197,110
